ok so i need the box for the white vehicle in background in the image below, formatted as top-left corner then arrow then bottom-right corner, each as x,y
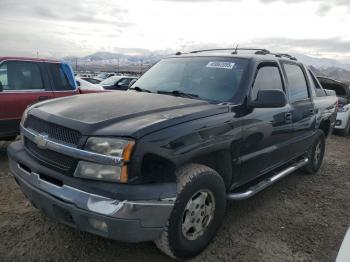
99,76 -> 138,91
95,72 -> 119,81
318,77 -> 350,136
75,77 -> 105,91
336,228 -> 350,262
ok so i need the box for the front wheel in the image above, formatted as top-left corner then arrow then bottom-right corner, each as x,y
155,164 -> 226,260
301,131 -> 325,174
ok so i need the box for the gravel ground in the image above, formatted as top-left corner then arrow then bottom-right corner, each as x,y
0,135 -> 349,262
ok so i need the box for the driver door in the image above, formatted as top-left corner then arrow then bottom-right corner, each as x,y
0,60 -> 54,137
239,62 -> 293,185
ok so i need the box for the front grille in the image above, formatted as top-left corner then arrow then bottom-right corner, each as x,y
25,116 -> 81,146
24,115 -> 82,174
25,139 -> 76,171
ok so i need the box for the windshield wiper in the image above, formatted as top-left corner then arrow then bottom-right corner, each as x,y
131,86 -> 152,93
157,90 -> 199,99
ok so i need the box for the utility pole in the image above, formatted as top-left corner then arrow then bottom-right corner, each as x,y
139,59 -> 143,75
117,57 -> 120,73
75,57 -> 78,72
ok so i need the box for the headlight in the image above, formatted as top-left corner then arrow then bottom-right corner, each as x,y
85,137 -> 133,157
74,161 -> 122,182
74,138 -> 135,183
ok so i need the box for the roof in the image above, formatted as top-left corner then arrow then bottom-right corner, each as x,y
167,48 -> 300,63
0,56 -> 60,63
168,52 -> 300,63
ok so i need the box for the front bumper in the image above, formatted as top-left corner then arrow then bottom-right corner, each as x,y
8,142 -> 176,243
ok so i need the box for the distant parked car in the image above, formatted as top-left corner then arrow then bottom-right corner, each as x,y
95,72 -> 118,81
318,77 -> 350,136
81,77 -> 101,84
100,76 -> 138,90
75,77 -> 104,91
78,73 -> 93,78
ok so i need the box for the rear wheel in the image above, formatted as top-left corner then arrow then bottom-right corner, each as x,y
155,164 -> 226,260
301,131 -> 325,174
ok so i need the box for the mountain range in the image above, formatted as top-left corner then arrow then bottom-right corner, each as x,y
63,51 -> 350,83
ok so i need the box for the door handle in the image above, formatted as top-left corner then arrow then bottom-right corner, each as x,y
285,112 -> 293,123
38,96 -> 50,101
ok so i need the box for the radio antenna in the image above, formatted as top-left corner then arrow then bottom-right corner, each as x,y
232,44 -> 239,54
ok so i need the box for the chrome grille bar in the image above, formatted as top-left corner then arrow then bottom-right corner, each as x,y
21,125 -> 124,166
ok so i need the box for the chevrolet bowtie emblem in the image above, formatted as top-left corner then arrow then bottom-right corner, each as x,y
34,134 -> 49,149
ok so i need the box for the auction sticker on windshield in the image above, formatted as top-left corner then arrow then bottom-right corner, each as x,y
206,61 -> 235,69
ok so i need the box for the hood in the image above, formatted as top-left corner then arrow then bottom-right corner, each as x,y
30,91 -> 229,138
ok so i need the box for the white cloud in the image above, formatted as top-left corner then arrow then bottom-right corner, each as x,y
0,0 -> 349,61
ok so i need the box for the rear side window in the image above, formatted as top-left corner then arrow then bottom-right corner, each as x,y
0,61 -> 44,91
48,63 -> 76,91
283,63 -> 309,102
252,65 -> 284,100
308,70 -> 326,97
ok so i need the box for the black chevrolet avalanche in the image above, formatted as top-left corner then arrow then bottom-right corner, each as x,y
8,49 -> 337,259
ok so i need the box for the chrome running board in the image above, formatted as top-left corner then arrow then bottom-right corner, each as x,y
227,158 -> 309,201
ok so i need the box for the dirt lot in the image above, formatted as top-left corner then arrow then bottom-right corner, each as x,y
0,135 -> 349,262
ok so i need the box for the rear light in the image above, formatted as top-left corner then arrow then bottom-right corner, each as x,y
336,97 -> 339,112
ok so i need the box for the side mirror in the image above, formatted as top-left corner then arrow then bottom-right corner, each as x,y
128,79 -> 137,89
0,81 -> 3,92
250,89 -> 287,108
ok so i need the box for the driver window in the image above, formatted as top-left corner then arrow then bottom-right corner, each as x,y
252,65 -> 284,100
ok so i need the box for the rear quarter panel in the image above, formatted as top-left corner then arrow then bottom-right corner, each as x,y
313,95 -> 337,135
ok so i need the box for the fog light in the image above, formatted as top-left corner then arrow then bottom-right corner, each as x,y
88,218 -> 108,233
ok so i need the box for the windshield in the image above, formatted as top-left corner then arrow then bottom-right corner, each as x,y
132,57 -> 249,102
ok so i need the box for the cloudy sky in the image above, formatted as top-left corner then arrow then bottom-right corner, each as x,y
1,0 -> 350,61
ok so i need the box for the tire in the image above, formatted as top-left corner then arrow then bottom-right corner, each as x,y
155,164 -> 226,260
301,130 -> 326,174
338,119 -> 350,136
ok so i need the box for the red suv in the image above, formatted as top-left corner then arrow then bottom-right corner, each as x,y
0,57 -> 90,140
